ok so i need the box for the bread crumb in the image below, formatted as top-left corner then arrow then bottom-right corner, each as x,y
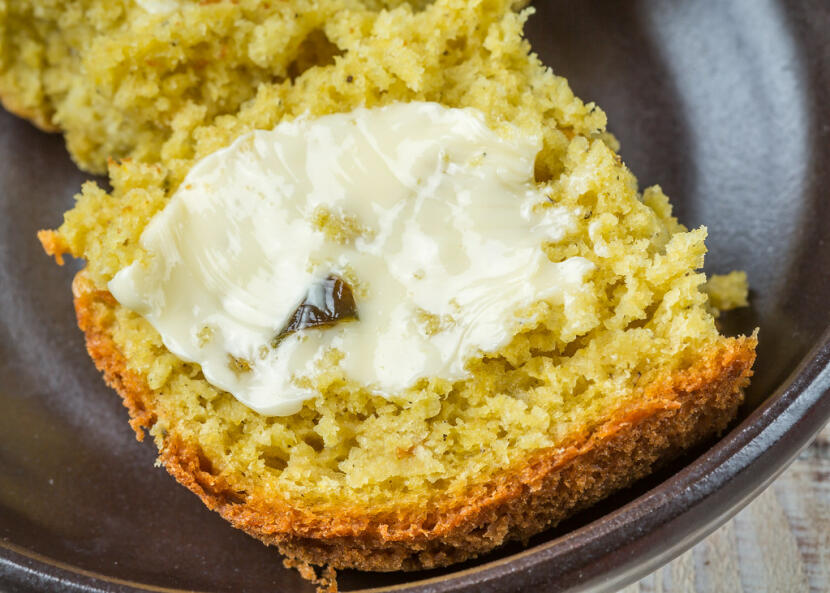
310,205 -> 373,245
705,271 -> 749,311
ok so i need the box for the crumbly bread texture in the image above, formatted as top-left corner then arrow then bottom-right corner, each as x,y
705,270 -> 749,313
38,0 -> 756,574
0,0 -> 427,173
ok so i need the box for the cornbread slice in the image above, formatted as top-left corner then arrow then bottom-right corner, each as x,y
39,0 -> 756,577
0,0 -> 425,173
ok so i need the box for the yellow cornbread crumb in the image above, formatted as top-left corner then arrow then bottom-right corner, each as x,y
310,205 -> 373,245
415,308 -> 456,336
45,0 -> 748,514
705,271 -> 749,311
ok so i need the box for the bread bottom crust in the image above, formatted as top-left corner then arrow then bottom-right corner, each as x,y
73,273 -> 756,573
0,85 -> 59,133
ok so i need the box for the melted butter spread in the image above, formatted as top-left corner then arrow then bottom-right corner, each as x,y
109,103 -> 594,415
135,0 -> 179,14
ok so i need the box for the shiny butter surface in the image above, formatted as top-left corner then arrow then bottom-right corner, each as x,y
109,103 -> 594,415
135,0 -> 178,14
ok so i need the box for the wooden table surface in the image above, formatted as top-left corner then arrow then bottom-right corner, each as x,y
621,423 -> 830,593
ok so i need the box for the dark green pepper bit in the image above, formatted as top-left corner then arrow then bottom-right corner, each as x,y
272,274 -> 358,348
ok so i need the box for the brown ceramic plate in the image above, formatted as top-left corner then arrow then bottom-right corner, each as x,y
1,1 -> 829,592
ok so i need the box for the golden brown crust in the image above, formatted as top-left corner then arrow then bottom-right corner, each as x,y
0,87 -> 60,133
37,230 -> 70,266
73,275 -> 156,440
72,271 -> 756,572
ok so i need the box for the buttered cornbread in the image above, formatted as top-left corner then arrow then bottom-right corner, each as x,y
106,102 -> 600,416
0,0 -> 428,173
33,0 -> 755,579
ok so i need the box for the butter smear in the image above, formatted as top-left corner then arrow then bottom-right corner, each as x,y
109,102 -> 593,415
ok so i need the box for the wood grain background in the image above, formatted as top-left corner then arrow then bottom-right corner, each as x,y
622,423 -> 830,593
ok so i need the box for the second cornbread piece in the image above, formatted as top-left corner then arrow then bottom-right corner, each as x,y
0,0 -> 427,173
